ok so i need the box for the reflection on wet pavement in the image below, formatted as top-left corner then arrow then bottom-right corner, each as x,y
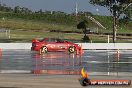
0,50 -> 132,75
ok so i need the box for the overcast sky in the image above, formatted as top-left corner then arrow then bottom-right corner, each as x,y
0,0 -> 111,15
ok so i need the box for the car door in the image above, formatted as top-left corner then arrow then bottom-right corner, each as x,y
55,39 -> 67,51
45,38 -> 56,51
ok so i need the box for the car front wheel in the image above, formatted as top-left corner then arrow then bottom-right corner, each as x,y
68,46 -> 76,53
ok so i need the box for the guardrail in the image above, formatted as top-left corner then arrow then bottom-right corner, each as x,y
0,43 -> 31,49
0,43 -> 132,50
77,43 -> 132,50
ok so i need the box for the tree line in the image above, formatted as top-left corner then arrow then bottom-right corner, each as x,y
0,2 -> 131,30
0,3 -> 93,25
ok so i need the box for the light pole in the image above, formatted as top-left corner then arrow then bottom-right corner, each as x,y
96,8 -> 99,15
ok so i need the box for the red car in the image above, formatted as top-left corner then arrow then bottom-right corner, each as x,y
31,38 -> 81,54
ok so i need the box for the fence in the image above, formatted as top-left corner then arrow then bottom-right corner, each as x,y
0,43 -> 132,50
0,28 -> 10,39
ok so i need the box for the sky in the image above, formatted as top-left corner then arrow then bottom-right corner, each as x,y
0,0 -> 111,16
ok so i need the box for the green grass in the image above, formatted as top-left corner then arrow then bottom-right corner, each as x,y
0,29 -> 131,43
0,17 -> 132,43
0,18 -> 77,31
0,29 -> 82,43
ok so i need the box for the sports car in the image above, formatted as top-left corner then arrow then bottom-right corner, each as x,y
31,38 -> 81,54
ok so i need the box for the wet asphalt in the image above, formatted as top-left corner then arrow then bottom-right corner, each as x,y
0,50 -> 132,74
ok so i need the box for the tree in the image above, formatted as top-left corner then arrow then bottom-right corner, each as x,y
14,6 -> 21,13
77,20 -> 90,42
89,0 -> 132,43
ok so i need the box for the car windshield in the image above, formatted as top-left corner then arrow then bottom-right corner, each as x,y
39,38 -> 64,43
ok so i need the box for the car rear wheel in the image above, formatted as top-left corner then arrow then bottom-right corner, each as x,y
41,46 -> 48,53
68,46 -> 76,53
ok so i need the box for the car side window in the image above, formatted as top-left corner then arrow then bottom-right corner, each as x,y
56,39 -> 64,43
46,38 -> 56,43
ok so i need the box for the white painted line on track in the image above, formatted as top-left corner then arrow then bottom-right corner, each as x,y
2,55 -> 31,57
127,57 -> 132,58
83,61 -> 132,64
83,56 -> 94,58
